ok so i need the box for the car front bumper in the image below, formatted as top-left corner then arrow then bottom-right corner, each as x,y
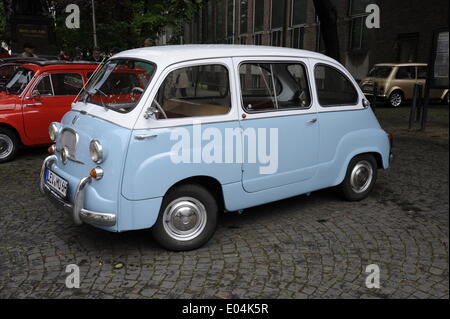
39,155 -> 116,227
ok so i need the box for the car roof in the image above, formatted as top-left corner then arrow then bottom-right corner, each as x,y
113,45 -> 337,67
20,61 -> 100,72
374,63 -> 427,67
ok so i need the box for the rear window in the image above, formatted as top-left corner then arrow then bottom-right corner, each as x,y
314,64 -> 358,107
239,62 -> 311,112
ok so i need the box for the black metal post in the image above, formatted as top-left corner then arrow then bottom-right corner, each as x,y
409,83 -> 422,130
371,83 -> 378,112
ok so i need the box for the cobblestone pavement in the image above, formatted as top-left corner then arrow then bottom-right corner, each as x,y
0,106 -> 448,299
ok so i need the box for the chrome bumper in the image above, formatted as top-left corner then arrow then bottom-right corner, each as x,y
40,155 -> 116,227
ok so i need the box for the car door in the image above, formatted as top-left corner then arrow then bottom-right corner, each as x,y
234,57 -> 319,193
22,71 -> 84,142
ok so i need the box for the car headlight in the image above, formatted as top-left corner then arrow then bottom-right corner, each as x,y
89,140 -> 103,164
49,122 -> 60,142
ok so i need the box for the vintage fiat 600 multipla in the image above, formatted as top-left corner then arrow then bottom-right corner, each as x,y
40,45 -> 393,251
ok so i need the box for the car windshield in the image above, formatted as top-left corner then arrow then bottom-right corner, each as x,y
80,58 -> 155,113
367,66 -> 392,78
4,67 -> 34,94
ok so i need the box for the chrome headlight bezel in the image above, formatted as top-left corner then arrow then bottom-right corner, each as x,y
89,140 -> 103,164
48,122 -> 60,142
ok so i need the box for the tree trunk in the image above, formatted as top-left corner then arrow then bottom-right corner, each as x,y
313,0 -> 340,62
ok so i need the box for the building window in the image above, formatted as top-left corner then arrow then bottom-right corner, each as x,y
254,0 -> 264,33
271,29 -> 283,47
349,0 -> 372,50
227,0 -> 234,39
207,1 -> 214,42
253,32 -> 263,45
240,0 -> 248,35
292,0 -> 308,26
271,0 -> 285,47
349,0 -> 373,15
350,16 -> 368,50
397,33 -> 419,63
216,0 -> 223,41
271,0 -> 285,29
291,26 -> 305,49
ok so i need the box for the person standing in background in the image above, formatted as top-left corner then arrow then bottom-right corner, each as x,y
143,38 -> 154,47
21,43 -> 37,58
87,47 -> 103,62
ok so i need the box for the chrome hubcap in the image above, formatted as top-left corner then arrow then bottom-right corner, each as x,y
390,93 -> 402,107
0,134 -> 13,159
350,161 -> 373,193
163,197 -> 207,241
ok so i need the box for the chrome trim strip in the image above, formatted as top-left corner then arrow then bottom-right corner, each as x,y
40,156 -> 116,227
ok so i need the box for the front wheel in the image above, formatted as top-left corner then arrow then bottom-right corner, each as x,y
0,128 -> 19,163
339,154 -> 378,201
388,91 -> 403,107
443,92 -> 449,105
151,184 -> 218,251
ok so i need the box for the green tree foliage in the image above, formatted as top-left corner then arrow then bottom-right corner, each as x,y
51,0 -> 202,55
0,1 -> 5,39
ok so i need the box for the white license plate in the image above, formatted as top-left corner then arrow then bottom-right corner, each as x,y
45,169 -> 69,198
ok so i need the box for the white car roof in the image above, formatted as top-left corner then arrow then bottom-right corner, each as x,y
113,44 -> 337,68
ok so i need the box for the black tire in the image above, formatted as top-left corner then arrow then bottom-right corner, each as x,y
0,127 -> 19,163
387,90 -> 403,107
339,154 -> 378,201
151,183 -> 218,251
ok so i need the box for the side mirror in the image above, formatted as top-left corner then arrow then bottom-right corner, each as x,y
32,90 -> 41,98
363,99 -> 371,109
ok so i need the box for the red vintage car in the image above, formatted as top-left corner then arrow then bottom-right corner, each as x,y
0,61 -> 99,162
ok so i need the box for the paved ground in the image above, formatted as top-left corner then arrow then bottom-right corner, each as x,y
0,105 -> 448,299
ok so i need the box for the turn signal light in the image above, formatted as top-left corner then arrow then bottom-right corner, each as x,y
89,167 -> 104,180
48,145 -> 56,155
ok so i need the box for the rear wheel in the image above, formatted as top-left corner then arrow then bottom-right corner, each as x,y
388,91 -> 403,107
339,154 -> 378,201
151,184 -> 218,251
443,92 -> 449,105
0,128 -> 19,163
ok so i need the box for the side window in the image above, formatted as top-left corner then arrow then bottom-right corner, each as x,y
417,66 -> 428,80
152,64 -> 230,119
314,64 -> 358,107
34,75 -> 53,96
51,73 -> 83,96
239,62 -> 311,112
395,66 -> 415,80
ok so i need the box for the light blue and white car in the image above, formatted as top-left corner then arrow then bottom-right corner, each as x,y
40,45 -> 393,251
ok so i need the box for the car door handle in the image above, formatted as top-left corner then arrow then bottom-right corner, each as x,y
308,118 -> 318,124
24,103 -> 42,107
134,134 -> 158,140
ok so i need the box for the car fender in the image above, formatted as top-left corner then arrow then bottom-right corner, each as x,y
331,128 -> 390,186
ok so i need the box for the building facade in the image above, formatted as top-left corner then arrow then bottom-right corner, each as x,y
182,0 -> 449,80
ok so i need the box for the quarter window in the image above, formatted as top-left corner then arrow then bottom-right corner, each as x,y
395,66 -> 415,80
152,64 -> 231,120
314,64 -> 358,107
239,62 -> 311,112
